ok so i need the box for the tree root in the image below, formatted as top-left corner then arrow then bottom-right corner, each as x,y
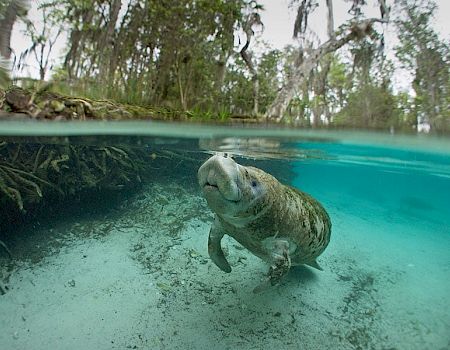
0,172 -> 24,210
0,163 -> 64,210
0,239 -> 12,259
32,145 -> 45,173
0,282 -> 7,295
0,141 -> 145,217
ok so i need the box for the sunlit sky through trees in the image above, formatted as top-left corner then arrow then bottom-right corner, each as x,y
10,0 -> 450,92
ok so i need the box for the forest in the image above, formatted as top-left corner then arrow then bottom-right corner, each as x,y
0,0 -> 449,133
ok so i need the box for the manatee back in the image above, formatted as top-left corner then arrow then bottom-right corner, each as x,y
268,184 -> 331,263
215,163 -> 331,264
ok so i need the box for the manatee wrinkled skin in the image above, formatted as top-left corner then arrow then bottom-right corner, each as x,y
198,154 -> 331,292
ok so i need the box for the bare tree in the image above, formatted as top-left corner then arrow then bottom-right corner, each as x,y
265,0 -> 388,121
266,17 -> 386,121
19,5 -> 62,81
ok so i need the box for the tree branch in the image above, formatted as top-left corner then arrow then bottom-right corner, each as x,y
265,17 -> 387,121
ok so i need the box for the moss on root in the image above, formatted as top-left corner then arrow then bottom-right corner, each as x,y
0,86 -> 189,121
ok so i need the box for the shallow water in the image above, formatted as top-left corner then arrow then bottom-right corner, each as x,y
0,121 -> 449,350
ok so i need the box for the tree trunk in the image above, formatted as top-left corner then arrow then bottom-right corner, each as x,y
64,9 -> 95,79
98,0 -> 121,83
240,13 -> 261,116
109,2 -> 134,89
213,51 -> 230,100
310,0 -> 334,125
325,0 -> 334,39
265,18 -> 384,121
0,0 -> 27,59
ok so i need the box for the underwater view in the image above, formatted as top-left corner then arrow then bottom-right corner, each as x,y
0,122 -> 449,350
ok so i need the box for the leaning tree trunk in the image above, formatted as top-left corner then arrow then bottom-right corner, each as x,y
0,0 -> 19,59
265,18 -> 385,121
240,13 -> 262,116
98,0 -> 121,86
0,0 -> 28,88
0,0 -> 28,59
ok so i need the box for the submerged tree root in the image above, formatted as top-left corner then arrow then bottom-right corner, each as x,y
0,141 -> 146,228
0,282 -> 7,295
0,239 -> 12,259
0,238 -> 12,295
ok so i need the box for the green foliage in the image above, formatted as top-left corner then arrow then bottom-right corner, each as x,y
0,62 -> 10,89
327,55 -> 350,109
217,108 -> 231,121
395,92 -> 418,130
221,58 -> 254,115
333,84 -> 400,129
220,49 -> 281,116
395,0 -> 450,132
257,49 -> 283,113
186,106 -> 230,122
43,0 -> 247,113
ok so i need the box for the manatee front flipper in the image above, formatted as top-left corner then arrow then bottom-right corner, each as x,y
253,238 -> 293,294
208,224 -> 232,273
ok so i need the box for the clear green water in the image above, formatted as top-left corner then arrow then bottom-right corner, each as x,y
0,121 -> 449,350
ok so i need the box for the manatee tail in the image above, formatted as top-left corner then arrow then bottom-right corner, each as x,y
253,280 -> 271,294
305,259 -> 323,271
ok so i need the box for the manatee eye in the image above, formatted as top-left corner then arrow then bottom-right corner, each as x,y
251,180 -> 258,187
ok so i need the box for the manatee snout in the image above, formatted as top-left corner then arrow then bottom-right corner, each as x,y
197,154 -> 242,202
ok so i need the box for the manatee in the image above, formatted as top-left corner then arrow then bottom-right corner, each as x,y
198,154 -> 331,292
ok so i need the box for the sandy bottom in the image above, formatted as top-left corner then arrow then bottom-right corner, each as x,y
1,183 -> 449,350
